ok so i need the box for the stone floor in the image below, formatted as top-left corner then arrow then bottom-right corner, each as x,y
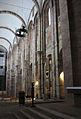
0,101 -> 81,119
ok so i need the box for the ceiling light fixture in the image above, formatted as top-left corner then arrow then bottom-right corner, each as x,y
15,26 -> 27,37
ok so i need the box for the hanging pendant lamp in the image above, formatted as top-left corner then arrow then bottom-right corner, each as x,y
15,26 -> 27,37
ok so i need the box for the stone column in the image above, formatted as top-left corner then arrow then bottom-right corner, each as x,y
51,0 -> 60,99
37,15 -> 42,99
59,0 -> 73,102
38,51 -> 42,98
40,14 -> 44,98
59,0 -> 81,103
67,0 -> 81,87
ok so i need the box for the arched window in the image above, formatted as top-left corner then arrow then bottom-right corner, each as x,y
48,8 -> 51,26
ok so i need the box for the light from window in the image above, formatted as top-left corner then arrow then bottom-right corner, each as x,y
48,8 -> 51,26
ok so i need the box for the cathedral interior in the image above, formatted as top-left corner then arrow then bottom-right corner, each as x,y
0,0 -> 81,118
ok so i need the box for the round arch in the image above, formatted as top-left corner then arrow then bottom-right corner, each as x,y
0,10 -> 26,27
32,0 -> 39,11
0,26 -> 18,43
0,45 -> 8,52
0,37 -> 12,49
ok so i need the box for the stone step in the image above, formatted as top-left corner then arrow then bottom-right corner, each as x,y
1,113 -> 16,119
23,106 -> 63,119
13,111 -> 28,119
12,104 -> 78,119
27,107 -> 52,119
32,106 -> 63,119
20,110 -> 35,119
22,108 -> 44,119
36,105 -> 77,119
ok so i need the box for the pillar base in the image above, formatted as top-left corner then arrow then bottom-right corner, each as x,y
74,95 -> 81,107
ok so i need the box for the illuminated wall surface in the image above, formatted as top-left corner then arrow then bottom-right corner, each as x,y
0,52 -> 6,91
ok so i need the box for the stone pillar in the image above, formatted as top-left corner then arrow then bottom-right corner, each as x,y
68,0 -> 81,105
67,0 -> 81,87
51,5 -> 55,98
37,15 -> 42,99
40,14 -> 44,98
38,51 -> 42,98
59,0 -> 81,103
51,0 -> 60,99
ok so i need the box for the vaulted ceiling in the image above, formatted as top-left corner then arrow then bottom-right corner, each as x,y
0,0 -> 40,51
